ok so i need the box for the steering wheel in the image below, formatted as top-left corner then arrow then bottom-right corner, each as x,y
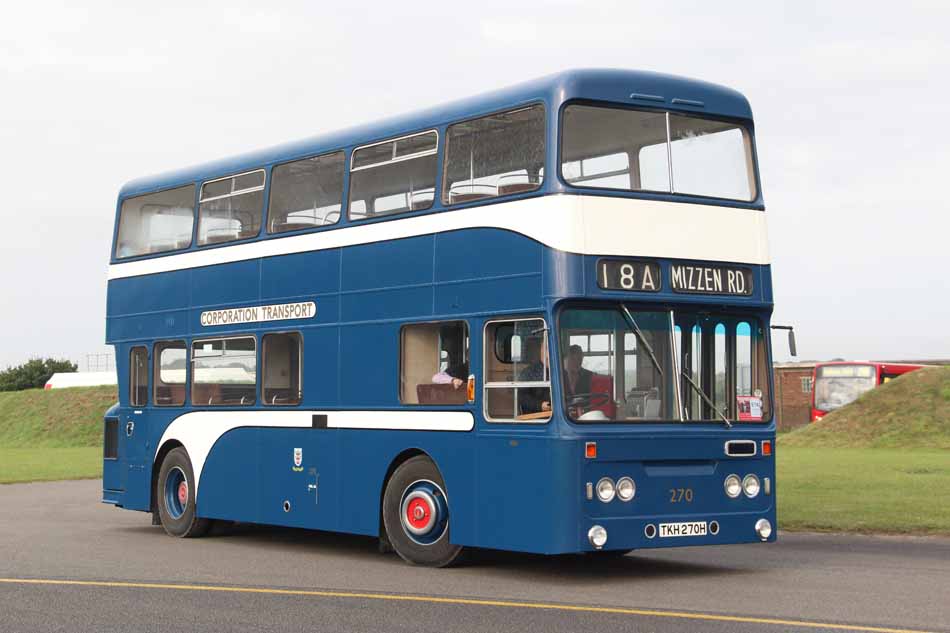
567,392 -> 611,410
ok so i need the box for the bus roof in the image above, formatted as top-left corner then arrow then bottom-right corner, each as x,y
119,68 -> 753,199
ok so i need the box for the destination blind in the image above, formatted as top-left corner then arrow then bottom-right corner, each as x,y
596,260 -> 753,296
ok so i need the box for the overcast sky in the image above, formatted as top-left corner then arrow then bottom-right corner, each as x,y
1,1 -> 947,369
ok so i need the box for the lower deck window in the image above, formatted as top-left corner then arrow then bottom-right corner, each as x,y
154,340 -> 186,406
400,321 -> 469,405
484,319 -> 551,422
192,337 -> 256,406
130,346 -> 148,407
262,332 -> 302,405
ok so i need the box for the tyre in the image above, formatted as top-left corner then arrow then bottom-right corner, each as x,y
155,447 -> 211,538
382,455 -> 463,567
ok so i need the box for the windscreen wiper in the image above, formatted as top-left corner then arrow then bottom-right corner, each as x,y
620,304 -> 663,377
680,370 -> 732,428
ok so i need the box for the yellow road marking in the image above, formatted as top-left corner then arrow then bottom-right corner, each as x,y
0,577 -> 935,633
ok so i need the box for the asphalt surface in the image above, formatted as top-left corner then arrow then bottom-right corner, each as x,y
0,480 -> 948,633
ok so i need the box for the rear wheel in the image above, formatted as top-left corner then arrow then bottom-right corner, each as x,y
382,455 -> 463,567
156,447 -> 211,538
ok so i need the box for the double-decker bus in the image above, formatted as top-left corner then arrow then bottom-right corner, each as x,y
810,361 -> 926,421
103,69 -> 778,566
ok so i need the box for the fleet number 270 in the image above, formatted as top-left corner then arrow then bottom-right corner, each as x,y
669,488 -> 694,503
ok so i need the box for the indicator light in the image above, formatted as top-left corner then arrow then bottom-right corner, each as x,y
585,442 -> 597,459
762,440 -> 772,456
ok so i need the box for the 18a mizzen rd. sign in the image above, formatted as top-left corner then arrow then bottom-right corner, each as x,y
200,301 -> 316,327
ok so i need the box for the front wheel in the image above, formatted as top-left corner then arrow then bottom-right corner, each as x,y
382,456 -> 463,567
155,447 -> 211,538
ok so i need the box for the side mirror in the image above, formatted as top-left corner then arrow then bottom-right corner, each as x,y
770,325 -> 797,357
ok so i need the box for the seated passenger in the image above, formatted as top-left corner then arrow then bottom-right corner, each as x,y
430,326 -> 468,389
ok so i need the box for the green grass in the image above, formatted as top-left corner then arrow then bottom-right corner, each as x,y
778,447 -> 950,535
781,366 -> 950,449
0,447 -> 103,484
0,385 -> 117,448
0,386 -> 115,483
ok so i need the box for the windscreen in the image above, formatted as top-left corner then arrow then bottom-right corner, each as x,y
814,365 -> 876,412
561,104 -> 756,201
559,305 -> 770,423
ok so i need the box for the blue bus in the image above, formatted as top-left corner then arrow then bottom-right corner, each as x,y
103,69 -> 777,566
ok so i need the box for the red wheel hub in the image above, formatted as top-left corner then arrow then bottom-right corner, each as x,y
177,481 -> 188,506
405,497 -> 432,531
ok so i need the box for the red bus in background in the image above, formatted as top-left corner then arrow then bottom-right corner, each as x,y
810,361 -> 927,421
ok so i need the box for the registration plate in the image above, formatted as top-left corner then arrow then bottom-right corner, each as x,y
659,521 -> 708,538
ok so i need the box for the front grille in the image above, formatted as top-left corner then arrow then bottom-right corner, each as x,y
104,418 -> 119,459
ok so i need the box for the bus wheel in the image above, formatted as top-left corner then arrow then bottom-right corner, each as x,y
382,455 -> 463,567
156,447 -> 211,538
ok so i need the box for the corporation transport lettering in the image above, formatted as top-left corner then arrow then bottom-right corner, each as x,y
200,301 -> 316,327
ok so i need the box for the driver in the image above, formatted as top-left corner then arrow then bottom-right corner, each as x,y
563,344 -> 594,417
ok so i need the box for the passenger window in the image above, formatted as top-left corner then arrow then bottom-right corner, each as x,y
400,322 -> 469,405
130,346 -> 148,407
348,131 -> 437,219
115,185 -> 195,259
197,170 -> 265,245
484,319 -> 551,422
191,337 -> 256,406
442,105 -> 545,205
267,152 -> 344,233
262,332 -> 302,406
153,340 -> 186,406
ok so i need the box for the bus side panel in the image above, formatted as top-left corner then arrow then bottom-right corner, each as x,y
106,271 -> 191,344
256,428 -> 341,530
197,428 -> 263,521
473,434 -> 577,554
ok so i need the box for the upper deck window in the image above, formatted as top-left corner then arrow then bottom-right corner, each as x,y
561,105 -> 756,202
267,151 -> 345,233
348,131 -> 438,220
442,105 -> 545,205
115,185 -> 195,259
197,170 -> 265,246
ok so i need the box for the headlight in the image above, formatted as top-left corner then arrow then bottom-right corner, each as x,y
596,477 -> 615,503
743,474 -> 761,498
755,518 -> 772,541
724,474 -> 742,498
616,477 -> 636,502
588,525 -> 608,549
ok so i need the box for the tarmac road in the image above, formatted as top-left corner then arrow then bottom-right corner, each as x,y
0,479 -> 947,633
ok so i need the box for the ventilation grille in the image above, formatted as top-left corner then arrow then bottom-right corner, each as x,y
724,440 -> 756,457
104,418 -> 119,459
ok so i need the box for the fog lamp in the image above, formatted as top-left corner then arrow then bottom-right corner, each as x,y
588,525 -> 608,549
755,518 -> 772,541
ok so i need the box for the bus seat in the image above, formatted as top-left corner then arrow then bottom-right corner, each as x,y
590,373 -> 616,418
497,182 -> 537,196
417,383 -> 467,405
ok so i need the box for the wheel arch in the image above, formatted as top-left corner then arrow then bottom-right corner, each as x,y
151,439 -> 184,513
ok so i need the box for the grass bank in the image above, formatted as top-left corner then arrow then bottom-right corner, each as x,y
777,447 -> 950,535
0,386 -> 115,483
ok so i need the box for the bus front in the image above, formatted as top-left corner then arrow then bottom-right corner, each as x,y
552,87 -> 776,552
811,362 -> 878,421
